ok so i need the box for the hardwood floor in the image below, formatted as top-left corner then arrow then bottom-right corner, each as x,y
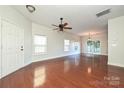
0,54 -> 124,88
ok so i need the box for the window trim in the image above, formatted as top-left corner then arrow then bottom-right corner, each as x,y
64,39 -> 70,52
33,34 -> 47,55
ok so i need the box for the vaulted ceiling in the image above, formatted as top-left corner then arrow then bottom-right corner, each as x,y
13,5 -> 124,35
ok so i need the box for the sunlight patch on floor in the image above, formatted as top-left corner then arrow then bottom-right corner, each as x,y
34,66 -> 46,87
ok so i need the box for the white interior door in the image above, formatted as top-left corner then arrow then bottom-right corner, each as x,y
1,20 -> 24,78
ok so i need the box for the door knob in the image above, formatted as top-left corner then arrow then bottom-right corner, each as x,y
21,46 -> 24,51
21,46 -> 23,48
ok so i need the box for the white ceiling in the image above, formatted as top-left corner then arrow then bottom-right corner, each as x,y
13,5 -> 124,35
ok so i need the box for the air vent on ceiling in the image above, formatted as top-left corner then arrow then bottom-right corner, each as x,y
96,9 -> 111,17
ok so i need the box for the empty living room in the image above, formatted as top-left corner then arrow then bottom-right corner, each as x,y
0,1 -> 124,92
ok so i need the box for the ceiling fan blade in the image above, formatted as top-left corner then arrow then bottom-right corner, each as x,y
64,27 -> 72,29
53,28 -> 59,30
52,24 -> 59,27
63,23 -> 68,26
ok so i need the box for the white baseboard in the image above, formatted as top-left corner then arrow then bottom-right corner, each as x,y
23,61 -> 32,67
0,53 -> 81,79
0,61 -> 32,79
81,53 -> 108,56
32,53 -> 81,63
108,62 -> 124,68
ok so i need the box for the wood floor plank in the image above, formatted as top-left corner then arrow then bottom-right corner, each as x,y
0,54 -> 124,88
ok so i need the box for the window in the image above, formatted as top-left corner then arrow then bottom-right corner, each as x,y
74,42 -> 79,51
64,40 -> 70,51
34,35 -> 47,54
87,40 -> 101,54
95,41 -> 101,53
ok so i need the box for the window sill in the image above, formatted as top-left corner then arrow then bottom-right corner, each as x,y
64,51 -> 70,52
33,52 -> 47,56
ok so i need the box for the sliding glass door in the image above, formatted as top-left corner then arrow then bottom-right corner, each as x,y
87,40 -> 101,54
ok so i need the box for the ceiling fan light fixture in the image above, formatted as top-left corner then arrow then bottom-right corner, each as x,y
26,5 -> 36,13
88,32 -> 92,41
52,18 -> 72,32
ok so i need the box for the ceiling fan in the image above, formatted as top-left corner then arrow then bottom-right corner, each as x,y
52,18 -> 72,31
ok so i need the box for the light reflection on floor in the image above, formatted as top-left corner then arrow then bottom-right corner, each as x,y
64,56 -> 80,72
87,67 -> 92,74
34,66 -> 46,87
74,56 -> 80,66
64,60 -> 70,72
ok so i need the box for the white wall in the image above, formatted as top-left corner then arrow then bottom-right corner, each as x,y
0,6 -> 32,65
81,31 -> 108,55
108,16 -> 124,67
0,6 -> 81,78
0,17 -> 1,78
32,23 -> 80,62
